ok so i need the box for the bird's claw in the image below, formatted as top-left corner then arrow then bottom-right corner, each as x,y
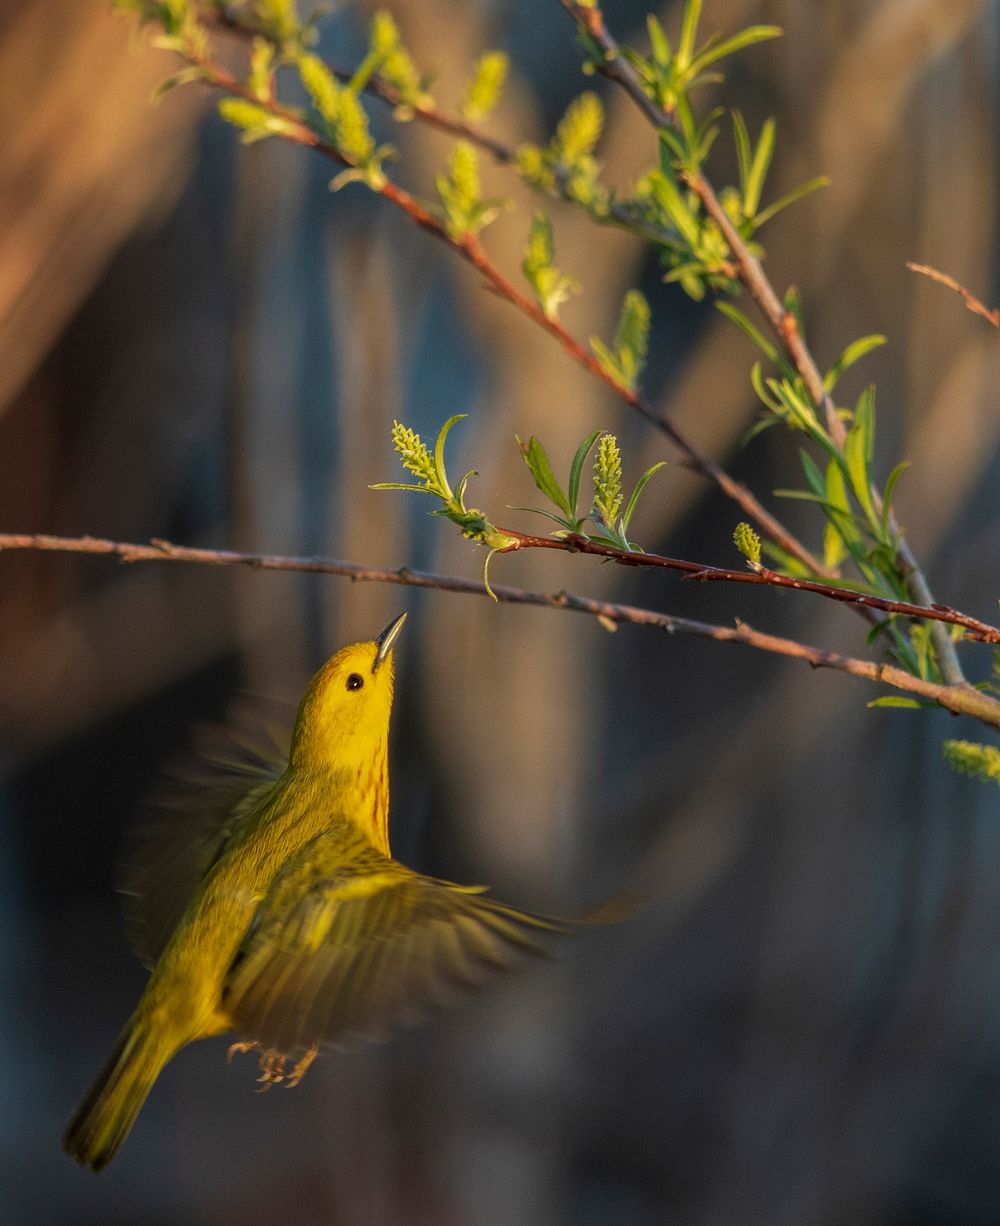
255,1050 -> 287,1092
227,1040 -> 258,1066
284,1047 -> 318,1089
227,1038 -> 317,1090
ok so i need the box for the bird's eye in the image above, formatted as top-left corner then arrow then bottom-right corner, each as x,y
346,673 -> 364,691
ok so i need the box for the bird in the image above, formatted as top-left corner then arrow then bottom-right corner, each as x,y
63,613 -> 623,1171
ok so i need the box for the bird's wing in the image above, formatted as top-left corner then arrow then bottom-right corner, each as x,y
222,830 -> 570,1053
121,706 -> 290,968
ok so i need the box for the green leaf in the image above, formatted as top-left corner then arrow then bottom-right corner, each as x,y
759,540 -> 811,578
732,111 -> 752,198
369,481 -> 440,495
823,514 -> 847,571
646,14 -> 671,64
151,66 -> 203,99
678,0 -> 703,68
716,301 -> 779,364
508,504 -> 574,529
621,461 -> 667,533
823,334 -> 887,393
687,25 -> 782,77
649,162 -> 701,245
743,117 -> 775,217
517,435 -> 572,518
752,175 -> 829,231
798,447 -> 826,499
433,414 -> 467,499
843,385 -> 878,527
589,336 -> 620,381
568,429 -> 603,514
868,696 -> 935,710
880,460 -> 909,537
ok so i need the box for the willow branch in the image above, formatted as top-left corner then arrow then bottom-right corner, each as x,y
907,262 -> 1000,330
2,532 -> 998,726
206,4 -> 688,252
178,42 -> 825,581
497,529 -> 1000,644
556,0 -> 964,686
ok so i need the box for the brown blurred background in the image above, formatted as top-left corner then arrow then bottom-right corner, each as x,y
2,1 -> 1000,1222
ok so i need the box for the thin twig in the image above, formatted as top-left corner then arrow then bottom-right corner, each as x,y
2,532 -> 998,725
907,262 -> 1000,330
497,529 -> 1000,643
556,0 -> 965,687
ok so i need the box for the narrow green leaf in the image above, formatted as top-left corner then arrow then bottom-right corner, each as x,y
678,0 -> 703,68
646,14 -> 670,64
455,469 -> 479,505
568,429 -> 603,516
508,504 -> 574,530
621,461 -> 667,532
741,414 -> 781,445
369,481 -> 440,494
798,448 -> 826,498
823,334 -> 887,393
880,460 -> 909,537
433,414 -> 466,499
517,435 -> 572,517
744,118 -> 775,217
752,175 -> 830,231
732,112 -> 753,206
649,164 -> 701,246
750,361 -> 780,411
589,336 -> 620,382
772,488 -> 830,503
843,386 -> 877,526
759,540 -> 812,578
687,25 -> 782,77
868,696 -> 933,710
823,514 -> 847,571
717,301 -> 779,363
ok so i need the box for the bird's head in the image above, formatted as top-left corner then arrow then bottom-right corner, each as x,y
289,613 -> 406,772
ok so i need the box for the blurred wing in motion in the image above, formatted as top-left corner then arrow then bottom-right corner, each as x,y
222,829 -> 571,1054
121,703 -> 291,967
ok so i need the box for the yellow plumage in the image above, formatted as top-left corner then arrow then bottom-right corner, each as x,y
63,614 -> 597,1171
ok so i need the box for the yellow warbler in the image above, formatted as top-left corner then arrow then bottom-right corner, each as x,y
64,614 -> 611,1171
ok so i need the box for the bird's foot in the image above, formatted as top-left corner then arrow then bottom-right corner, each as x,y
284,1046 -> 318,1089
254,1049 -> 287,1092
227,1039 -> 258,1066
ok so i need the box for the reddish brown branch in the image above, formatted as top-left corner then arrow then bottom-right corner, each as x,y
2,532 -> 998,726
497,529 -> 1000,643
907,262 -> 1000,330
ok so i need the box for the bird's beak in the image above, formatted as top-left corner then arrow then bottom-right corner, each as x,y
372,612 -> 407,672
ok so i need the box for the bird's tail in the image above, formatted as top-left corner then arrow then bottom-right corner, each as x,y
63,1019 -> 170,1171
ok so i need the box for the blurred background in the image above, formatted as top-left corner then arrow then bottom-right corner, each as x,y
2,0 -> 1000,1222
